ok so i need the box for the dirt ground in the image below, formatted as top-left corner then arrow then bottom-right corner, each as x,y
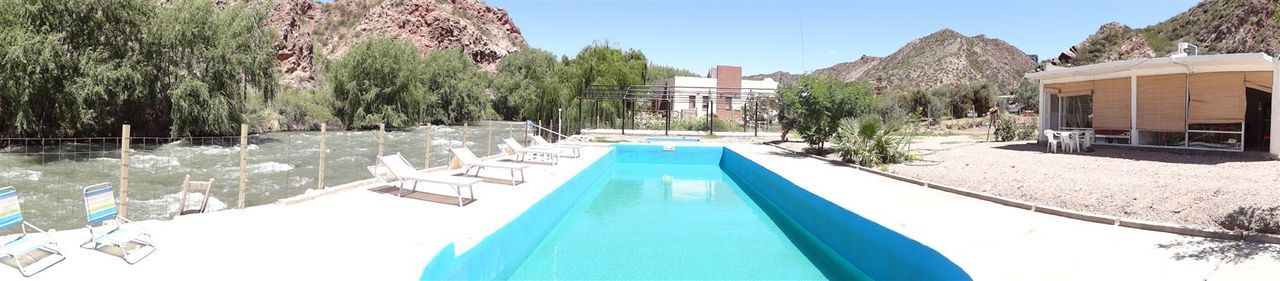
886,135 -> 1280,229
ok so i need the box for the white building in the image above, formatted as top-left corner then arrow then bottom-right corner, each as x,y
658,65 -> 779,119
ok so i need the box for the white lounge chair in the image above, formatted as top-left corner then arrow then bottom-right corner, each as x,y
530,135 -> 582,158
81,182 -> 156,264
501,138 -> 561,165
450,147 -> 529,185
0,186 -> 65,277
369,153 -> 482,206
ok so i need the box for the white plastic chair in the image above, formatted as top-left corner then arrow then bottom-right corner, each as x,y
1043,129 -> 1059,153
1060,131 -> 1079,153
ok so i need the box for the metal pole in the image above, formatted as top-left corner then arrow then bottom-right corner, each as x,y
747,98 -> 757,136
425,125 -> 432,168
317,123 -> 326,189
708,90 -> 715,136
119,125 -> 130,219
665,90 -> 672,136
577,101 -> 583,135
237,124 -> 248,209
557,108 -> 563,142
621,99 -> 627,135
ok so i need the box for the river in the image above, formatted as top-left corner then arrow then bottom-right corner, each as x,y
0,122 -> 528,231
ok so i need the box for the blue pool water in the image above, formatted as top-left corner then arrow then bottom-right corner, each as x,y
421,144 -> 969,280
506,162 -> 857,279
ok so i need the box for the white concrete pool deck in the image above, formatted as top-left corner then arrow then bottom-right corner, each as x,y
728,144 -> 1280,280
7,143 -> 1278,280
9,147 -> 612,280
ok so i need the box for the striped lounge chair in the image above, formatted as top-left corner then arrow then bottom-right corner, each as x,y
81,182 -> 156,264
0,186 -> 65,277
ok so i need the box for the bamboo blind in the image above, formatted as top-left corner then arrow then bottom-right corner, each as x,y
1092,78 -> 1131,130
1244,71 -> 1273,92
1137,74 -> 1187,132
1187,72 -> 1245,125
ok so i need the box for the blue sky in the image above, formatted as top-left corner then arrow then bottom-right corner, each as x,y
486,0 -> 1200,76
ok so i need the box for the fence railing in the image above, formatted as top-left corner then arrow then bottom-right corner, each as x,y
0,121 -> 524,231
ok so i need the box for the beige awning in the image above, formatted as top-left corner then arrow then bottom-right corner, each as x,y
1188,72 -> 1245,125
1045,81 -> 1092,96
1092,78 -> 1131,130
1137,74 -> 1187,132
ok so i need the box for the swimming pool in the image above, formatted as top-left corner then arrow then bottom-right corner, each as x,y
421,144 -> 968,280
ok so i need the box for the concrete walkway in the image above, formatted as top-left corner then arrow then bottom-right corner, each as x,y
727,144 -> 1280,280
7,147 -> 610,280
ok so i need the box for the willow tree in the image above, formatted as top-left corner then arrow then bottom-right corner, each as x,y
150,0 -> 277,136
328,38 -> 430,129
0,0 -> 276,137
423,47 -> 490,124
493,48 -> 561,121
557,43 -> 648,129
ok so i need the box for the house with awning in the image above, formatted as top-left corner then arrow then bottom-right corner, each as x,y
1024,52 -> 1279,154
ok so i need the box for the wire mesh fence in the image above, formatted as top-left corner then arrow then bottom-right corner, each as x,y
0,121 -> 526,231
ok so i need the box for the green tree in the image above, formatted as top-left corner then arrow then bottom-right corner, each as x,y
557,43 -> 647,128
781,75 -> 876,148
424,47 -> 490,124
328,38 -> 430,128
0,0 -> 275,137
1012,79 -> 1039,113
493,48 -> 560,120
644,64 -> 699,82
151,0 -> 277,136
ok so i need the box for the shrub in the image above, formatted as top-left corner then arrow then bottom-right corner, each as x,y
896,88 -> 946,125
1218,206 -> 1280,235
833,117 -> 912,166
993,116 -> 1038,141
328,38 -> 431,129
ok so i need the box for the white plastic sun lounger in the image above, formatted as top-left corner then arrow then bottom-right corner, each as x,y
0,186 -> 65,277
82,182 -> 156,264
449,147 -> 529,185
530,135 -> 582,158
369,153 -> 481,206
502,138 -> 561,165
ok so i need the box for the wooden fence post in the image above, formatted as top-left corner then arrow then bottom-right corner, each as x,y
237,124 -> 248,209
317,123 -> 326,189
119,125 -> 130,219
378,123 -> 385,157
461,123 -> 468,149
486,124 -> 493,156
424,125 -> 432,168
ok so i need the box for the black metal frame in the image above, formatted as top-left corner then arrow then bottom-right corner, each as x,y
576,84 -> 778,136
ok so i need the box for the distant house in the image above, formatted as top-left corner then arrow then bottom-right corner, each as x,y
655,65 -> 779,120
1025,53 -> 1278,154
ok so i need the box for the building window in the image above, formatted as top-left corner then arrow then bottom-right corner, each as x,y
725,97 -> 733,111
1059,95 -> 1092,129
688,96 -> 696,109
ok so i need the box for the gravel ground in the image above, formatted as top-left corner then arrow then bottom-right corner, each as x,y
887,135 -> 1280,229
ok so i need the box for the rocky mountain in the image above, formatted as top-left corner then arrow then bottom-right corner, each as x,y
811,55 -> 881,82
811,29 -> 1037,93
1056,0 -> 1278,66
248,0 -> 526,88
743,71 -> 799,85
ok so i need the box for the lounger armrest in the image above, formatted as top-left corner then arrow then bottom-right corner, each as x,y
22,221 -> 49,234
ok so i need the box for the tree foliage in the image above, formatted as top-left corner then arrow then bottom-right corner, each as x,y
329,38 -> 430,128
493,48 -> 560,120
328,39 -> 489,128
0,0 -> 276,137
780,75 -> 876,148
